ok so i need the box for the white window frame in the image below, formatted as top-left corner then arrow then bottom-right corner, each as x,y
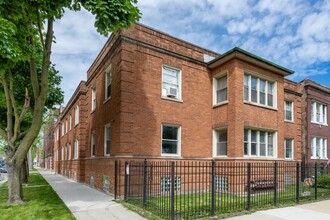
284,139 -> 294,160
213,128 -> 227,157
91,131 -> 96,157
74,105 -> 79,125
311,101 -> 327,125
61,147 -> 64,161
311,137 -> 328,159
92,86 -> 96,111
65,119 -> 68,133
284,101 -> 294,122
161,65 -> 182,100
105,64 -> 112,100
69,114 -> 72,130
104,124 -> 111,156
61,123 -> 64,137
67,143 -> 71,160
161,124 -> 181,156
213,73 -> 228,106
244,128 -> 277,158
244,72 -> 277,108
74,139 -> 79,159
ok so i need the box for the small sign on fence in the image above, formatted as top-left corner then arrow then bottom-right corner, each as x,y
302,177 -> 314,197
125,164 -> 129,175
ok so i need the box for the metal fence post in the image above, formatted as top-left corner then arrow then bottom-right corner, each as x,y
247,163 -> 251,210
171,161 -> 175,220
143,159 -> 147,207
315,162 -> 318,200
211,160 -> 215,216
274,161 -> 277,206
296,162 -> 299,203
124,161 -> 128,200
114,160 -> 118,200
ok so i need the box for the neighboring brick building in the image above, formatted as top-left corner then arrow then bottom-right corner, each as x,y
301,79 -> 330,165
46,23 -> 329,195
53,81 -> 87,182
43,123 -> 55,170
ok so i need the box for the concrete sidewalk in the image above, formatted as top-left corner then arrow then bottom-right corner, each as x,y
38,168 -> 145,220
0,173 -> 7,186
226,199 -> 330,220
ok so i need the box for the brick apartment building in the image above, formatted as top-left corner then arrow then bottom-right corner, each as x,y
43,122 -> 55,170
301,79 -> 330,165
48,23 -> 328,195
53,82 -> 87,182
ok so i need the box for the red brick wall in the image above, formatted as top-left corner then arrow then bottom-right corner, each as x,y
303,82 -> 330,163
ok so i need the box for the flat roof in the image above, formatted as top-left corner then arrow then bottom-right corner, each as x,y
208,47 -> 294,76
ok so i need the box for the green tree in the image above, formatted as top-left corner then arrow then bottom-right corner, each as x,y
0,0 -> 140,205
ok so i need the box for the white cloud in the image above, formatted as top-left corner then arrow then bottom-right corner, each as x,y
52,9 -> 107,104
52,0 -> 330,105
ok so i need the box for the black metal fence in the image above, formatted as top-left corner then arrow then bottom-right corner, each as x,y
123,160 -> 330,219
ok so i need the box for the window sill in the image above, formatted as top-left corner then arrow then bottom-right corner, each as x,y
213,155 -> 228,158
161,96 -> 183,103
284,120 -> 294,124
213,101 -> 228,108
311,122 -> 328,127
104,154 -> 110,157
243,156 -> 276,160
311,157 -> 328,160
103,96 -> 111,104
244,101 -> 278,111
161,154 -> 181,157
91,109 -> 96,114
284,158 -> 294,161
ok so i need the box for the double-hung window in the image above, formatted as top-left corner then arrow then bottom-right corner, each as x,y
105,65 -> 112,99
74,139 -> 79,159
214,75 -> 227,104
311,101 -> 327,125
244,128 -> 276,157
311,137 -> 327,159
92,87 -> 96,111
69,115 -> 72,130
65,119 -> 68,133
61,123 -> 64,136
285,101 -> 293,122
244,73 -> 276,108
104,124 -> 111,156
284,139 -> 293,159
162,125 -> 180,155
68,144 -> 71,160
214,129 -> 227,156
162,66 -> 181,99
61,147 -> 64,161
74,105 -> 79,125
91,131 -> 96,157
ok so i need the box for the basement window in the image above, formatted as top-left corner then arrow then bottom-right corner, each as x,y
160,177 -> 181,192
103,176 -> 109,192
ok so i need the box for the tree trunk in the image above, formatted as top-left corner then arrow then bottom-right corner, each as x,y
20,158 -> 29,184
28,148 -> 33,170
7,161 -> 24,205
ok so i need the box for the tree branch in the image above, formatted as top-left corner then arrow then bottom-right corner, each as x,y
17,130 -> 29,142
29,34 -> 40,101
36,8 -> 45,50
0,74 -> 13,142
15,18 -> 54,165
8,71 -> 20,142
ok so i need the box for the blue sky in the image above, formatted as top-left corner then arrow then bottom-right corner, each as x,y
52,0 -> 330,105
